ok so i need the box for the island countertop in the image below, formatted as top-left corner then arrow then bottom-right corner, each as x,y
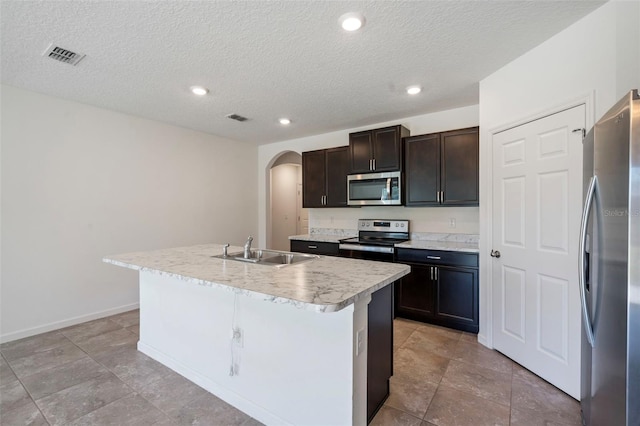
104,243 -> 410,313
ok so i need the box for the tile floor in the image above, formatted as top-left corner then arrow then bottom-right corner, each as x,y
0,311 -> 581,425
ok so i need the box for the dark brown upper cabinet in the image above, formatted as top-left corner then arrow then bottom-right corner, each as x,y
349,125 -> 410,173
302,146 -> 349,208
404,126 -> 479,206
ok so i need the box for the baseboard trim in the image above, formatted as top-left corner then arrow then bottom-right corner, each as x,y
0,303 -> 140,343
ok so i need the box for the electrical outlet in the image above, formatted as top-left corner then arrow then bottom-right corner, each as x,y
356,328 -> 365,356
449,217 -> 456,228
232,327 -> 243,348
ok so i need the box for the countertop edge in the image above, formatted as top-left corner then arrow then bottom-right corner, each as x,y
102,257 -> 409,313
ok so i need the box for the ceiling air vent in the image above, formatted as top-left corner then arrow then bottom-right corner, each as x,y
43,44 -> 85,66
226,114 -> 248,122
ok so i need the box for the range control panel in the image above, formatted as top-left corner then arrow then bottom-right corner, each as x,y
357,219 -> 409,232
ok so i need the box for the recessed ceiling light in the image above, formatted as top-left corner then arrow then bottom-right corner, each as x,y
279,118 -> 291,125
406,86 -> 422,95
339,12 -> 365,32
190,86 -> 209,96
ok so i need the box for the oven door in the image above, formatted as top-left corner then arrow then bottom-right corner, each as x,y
338,243 -> 395,262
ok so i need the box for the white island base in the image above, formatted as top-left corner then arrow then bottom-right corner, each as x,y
138,271 -> 371,425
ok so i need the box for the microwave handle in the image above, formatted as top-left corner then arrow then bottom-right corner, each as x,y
386,178 -> 391,199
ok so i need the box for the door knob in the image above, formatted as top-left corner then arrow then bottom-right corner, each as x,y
490,250 -> 501,258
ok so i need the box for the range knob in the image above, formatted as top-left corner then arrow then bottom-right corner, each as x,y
401,223 -> 405,227
395,223 -> 399,227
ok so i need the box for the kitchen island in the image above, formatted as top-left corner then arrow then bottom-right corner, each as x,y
104,243 -> 410,425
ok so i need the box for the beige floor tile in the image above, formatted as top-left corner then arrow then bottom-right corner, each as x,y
20,356 -> 109,400
68,393 -> 170,425
385,376 -> 438,419
452,340 -> 513,374
510,405 -> 582,426
0,379 -> 32,413
138,370 -> 208,417
108,309 -> 140,328
0,399 -> 49,426
394,318 -> 422,330
0,331 -> 71,361
440,359 -> 512,406
74,328 -> 138,355
171,392 -> 251,426
511,367 -> 581,425
414,323 -> 462,341
35,372 -> 133,425
394,323 -> 415,350
126,324 -> 140,336
459,332 -> 478,343
394,348 -> 450,386
0,353 -> 18,384
424,385 -> 510,426
370,405 -> 422,426
93,345 -> 174,391
60,318 -> 122,343
402,328 -> 460,359
7,342 -> 88,378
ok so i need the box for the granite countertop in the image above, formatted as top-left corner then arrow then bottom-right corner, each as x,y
395,240 -> 479,253
104,244 -> 409,313
289,233 -> 479,253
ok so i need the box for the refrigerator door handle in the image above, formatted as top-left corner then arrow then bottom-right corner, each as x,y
579,175 -> 598,347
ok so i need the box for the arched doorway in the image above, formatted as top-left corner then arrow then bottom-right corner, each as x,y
266,151 -> 307,250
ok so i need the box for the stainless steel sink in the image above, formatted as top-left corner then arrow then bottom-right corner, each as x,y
213,249 -> 319,267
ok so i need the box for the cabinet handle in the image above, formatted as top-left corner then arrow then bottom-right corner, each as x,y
427,256 -> 441,260
430,266 -> 434,280
436,191 -> 440,203
440,191 -> 444,203
435,267 -> 438,280
308,245 -> 318,249
373,158 -> 376,170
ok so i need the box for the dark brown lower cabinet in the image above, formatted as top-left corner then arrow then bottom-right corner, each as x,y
395,249 -> 479,333
367,284 -> 393,423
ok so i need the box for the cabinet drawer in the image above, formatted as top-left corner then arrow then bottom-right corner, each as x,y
290,240 -> 339,256
395,248 -> 478,268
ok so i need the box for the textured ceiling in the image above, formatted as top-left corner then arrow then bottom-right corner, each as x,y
1,1 -> 604,145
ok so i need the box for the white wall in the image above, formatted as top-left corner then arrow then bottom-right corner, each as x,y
258,105 -> 480,244
0,85 -> 258,342
478,0 -> 640,345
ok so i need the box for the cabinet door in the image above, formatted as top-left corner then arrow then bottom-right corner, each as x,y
435,266 -> 478,331
349,130 -> 373,173
325,146 -> 349,207
372,126 -> 402,171
441,127 -> 479,205
302,150 -> 326,208
404,133 -> 440,206
396,264 -> 435,319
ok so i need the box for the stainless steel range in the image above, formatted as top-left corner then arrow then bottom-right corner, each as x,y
339,219 -> 409,261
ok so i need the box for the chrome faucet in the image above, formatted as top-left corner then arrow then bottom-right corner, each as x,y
222,243 -> 230,258
243,236 -> 253,259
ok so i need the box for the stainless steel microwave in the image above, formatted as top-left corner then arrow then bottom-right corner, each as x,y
347,171 -> 402,206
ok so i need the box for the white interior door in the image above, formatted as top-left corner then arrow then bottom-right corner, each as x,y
491,105 -> 584,398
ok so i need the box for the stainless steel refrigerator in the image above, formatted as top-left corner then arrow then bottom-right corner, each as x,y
580,89 -> 640,426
